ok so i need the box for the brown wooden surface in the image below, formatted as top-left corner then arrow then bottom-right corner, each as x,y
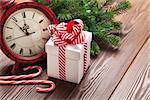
0,0 -> 150,100
68,0 -> 150,99
110,33 -> 150,100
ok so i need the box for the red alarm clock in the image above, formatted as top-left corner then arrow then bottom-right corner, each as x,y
0,1 -> 58,72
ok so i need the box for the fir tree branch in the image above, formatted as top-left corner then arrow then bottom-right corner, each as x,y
36,0 -> 131,57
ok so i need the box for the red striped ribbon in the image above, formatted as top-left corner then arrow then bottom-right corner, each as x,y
47,19 -> 88,80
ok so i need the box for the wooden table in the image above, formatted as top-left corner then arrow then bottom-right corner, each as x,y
0,0 -> 150,99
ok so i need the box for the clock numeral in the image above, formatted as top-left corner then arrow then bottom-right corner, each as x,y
22,12 -> 26,18
39,19 -> 44,23
32,12 -> 35,19
19,48 -> 23,55
43,28 -> 47,31
6,27 -> 13,29
29,49 -> 33,55
10,43 -> 16,50
6,36 -> 12,40
12,17 -> 18,22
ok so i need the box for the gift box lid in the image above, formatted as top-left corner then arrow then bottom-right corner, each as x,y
45,31 -> 92,60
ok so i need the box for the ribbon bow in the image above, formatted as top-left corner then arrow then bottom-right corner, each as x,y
47,19 -> 87,80
47,19 -> 85,46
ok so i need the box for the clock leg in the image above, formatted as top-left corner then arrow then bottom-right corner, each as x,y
11,63 -> 20,74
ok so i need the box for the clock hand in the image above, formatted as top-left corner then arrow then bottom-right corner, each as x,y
23,19 -> 26,25
14,22 -> 23,31
7,32 -> 36,42
14,22 -> 27,35
23,29 -> 35,36
13,21 -> 29,36
24,29 -> 30,36
23,19 -> 29,29
29,32 -> 36,34
7,35 -> 27,42
22,20 -> 31,36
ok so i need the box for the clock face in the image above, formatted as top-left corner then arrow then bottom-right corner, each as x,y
3,8 -> 50,57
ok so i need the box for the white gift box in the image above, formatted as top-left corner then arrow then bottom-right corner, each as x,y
45,31 -> 92,84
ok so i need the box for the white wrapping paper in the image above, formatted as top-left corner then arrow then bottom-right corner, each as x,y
46,31 -> 92,84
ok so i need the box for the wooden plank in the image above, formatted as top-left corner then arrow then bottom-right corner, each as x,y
110,36 -> 150,100
0,52 -> 77,99
0,50 -> 14,75
0,0 -> 150,99
0,0 -> 76,99
68,0 -> 150,99
0,71 -> 76,100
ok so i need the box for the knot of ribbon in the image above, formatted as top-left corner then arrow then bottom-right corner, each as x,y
47,19 -> 85,46
47,19 -> 88,80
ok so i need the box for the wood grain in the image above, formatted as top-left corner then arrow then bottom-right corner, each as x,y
68,0 -> 150,99
110,36 -> 150,100
0,50 -> 14,75
0,0 -> 150,100
0,0 -> 76,99
0,71 -> 76,100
